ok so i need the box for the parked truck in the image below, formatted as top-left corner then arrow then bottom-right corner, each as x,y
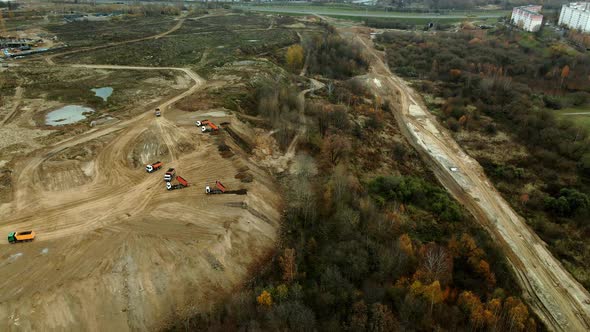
164,168 -> 176,182
145,161 -> 163,173
205,180 -> 226,194
196,119 -> 219,133
166,176 -> 188,190
8,231 -> 36,243
155,108 -> 161,117
201,122 -> 219,133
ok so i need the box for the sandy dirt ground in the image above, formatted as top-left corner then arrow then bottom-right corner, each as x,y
336,23 -> 590,332
0,17 -> 282,331
0,73 -> 281,331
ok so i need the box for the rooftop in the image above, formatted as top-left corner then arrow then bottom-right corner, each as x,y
565,2 -> 590,11
514,5 -> 543,16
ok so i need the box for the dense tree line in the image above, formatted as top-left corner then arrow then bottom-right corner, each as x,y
378,28 -> 590,288
304,27 -> 368,80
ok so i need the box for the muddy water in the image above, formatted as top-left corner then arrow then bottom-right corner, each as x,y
91,87 -> 113,101
45,105 -> 95,126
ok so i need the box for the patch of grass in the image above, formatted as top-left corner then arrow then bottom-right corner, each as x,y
554,107 -> 590,130
47,17 -> 177,48
239,4 -> 509,18
3,66 -> 180,117
60,28 -> 298,73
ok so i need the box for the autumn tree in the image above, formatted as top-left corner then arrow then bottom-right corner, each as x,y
414,243 -> 453,285
368,303 -> 398,332
257,290 -> 273,307
423,280 -> 445,314
560,65 -> 570,89
321,134 -> 351,166
275,284 -> 289,303
350,300 -> 368,332
286,44 -> 304,72
504,297 -> 529,331
279,248 -> 297,283
458,291 -> 486,329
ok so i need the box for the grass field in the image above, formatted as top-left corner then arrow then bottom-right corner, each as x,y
52,14 -> 302,78
236,4 -> 509,21
47,17 -> 178,48
555,107 -> 590,131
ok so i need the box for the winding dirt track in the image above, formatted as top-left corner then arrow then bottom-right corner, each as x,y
342,26 -> 590,331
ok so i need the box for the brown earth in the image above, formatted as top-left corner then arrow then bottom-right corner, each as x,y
0,16 -> 282,331
0,72 -> 281,331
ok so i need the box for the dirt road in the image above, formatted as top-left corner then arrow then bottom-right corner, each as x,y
341,27 -> 590,331
1,86 -> 23,125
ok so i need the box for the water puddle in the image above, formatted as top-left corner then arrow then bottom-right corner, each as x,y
45,105 -> 95,126
91,87 -> 113,101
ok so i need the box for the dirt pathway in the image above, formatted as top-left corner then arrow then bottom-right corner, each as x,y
340,26 -> 590,332
1,86 -> 23,125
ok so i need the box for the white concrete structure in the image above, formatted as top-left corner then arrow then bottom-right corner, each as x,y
559,2 -> 590,33
511,5 -> 543,32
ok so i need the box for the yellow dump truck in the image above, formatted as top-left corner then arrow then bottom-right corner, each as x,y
8,231 -> 35,243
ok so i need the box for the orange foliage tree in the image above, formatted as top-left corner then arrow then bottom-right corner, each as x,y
256,290 -> 272,307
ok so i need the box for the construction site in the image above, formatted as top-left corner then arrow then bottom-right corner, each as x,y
2,2 -> 590,331
0,7 -> 291,329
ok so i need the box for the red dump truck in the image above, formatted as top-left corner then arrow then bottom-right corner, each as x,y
205,180 -> 226,194
166,176 -> 188,190
196,119 -> 220,133
164,168 -> 176,182
145,161 -> 163,173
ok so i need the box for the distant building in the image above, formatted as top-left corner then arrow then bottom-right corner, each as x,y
558,2 -> 590,33
511,5 -> 543,32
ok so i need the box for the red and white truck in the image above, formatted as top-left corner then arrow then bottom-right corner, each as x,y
205,180 -> 226,194
164,168 -> 176,182
166,176 -> 188,190
145,161 -> 163,173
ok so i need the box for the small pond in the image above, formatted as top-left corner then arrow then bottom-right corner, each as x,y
45,105 -> 95,126
91,87 -> 113,101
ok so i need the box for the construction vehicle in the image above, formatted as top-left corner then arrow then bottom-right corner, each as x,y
155,108 -> 161,117
196,119 -> 219,133
164,168 -> 176,182
145,161 -> 163,173
8,231 -> 36,244
202,122 -> 219,133
166,176 -> 188,190
205,180 -> 226,194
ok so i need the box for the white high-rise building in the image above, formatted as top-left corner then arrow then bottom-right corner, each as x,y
511,5 -> 544,32
559,2 -> 590,33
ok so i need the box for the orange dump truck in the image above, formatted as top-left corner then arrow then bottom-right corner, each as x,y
205,180 -> 226,194
8,231 -> 36,243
